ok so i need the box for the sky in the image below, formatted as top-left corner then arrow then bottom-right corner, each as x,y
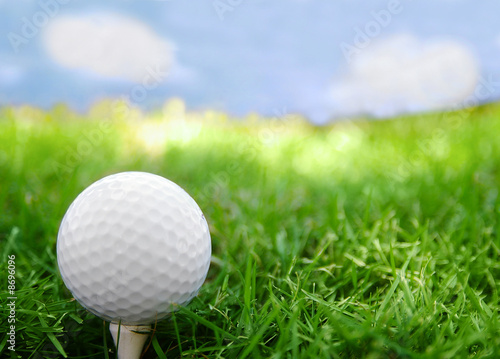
1,0 -> 500,123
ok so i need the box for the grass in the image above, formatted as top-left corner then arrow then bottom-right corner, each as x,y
1,100 -> 500,358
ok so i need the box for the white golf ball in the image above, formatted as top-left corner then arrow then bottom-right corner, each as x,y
57,172 -> 211,325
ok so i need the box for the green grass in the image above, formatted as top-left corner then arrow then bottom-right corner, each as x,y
1,101 -> 500,358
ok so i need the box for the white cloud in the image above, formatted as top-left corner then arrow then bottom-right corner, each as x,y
330,34 -> 479,118
42,14 -> 174,83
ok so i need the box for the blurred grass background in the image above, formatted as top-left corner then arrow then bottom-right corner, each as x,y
1,101 -> 500,358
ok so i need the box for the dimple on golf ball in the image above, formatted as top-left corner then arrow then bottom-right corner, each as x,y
57,172 -> 211,325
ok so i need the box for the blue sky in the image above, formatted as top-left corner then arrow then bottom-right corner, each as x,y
1,0 -> 500,123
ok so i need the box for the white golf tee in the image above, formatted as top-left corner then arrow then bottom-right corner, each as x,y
109,323 -> 151,359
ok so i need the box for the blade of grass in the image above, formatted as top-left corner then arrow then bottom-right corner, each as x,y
152,335 -> 168,359
38,315 -> 68,358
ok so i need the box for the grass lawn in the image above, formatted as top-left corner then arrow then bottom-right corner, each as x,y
1,101 -> 500,358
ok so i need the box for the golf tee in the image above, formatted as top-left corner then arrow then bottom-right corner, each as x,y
109,323 -> 151,359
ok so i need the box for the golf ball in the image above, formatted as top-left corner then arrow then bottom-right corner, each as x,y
57,172 -> 211,325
